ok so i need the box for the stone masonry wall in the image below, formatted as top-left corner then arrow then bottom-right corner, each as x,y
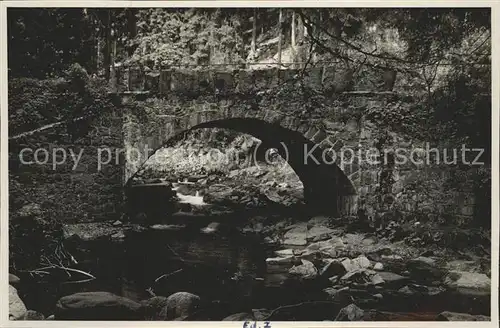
121,66 -> 478,223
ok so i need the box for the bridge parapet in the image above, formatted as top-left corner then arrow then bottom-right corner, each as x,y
111,64 -> 400,98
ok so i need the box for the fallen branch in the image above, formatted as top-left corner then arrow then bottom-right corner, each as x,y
154,268 -> 183,283
26,265 -> 96,281
166,245 -> 186,263
61,278 -> 96,285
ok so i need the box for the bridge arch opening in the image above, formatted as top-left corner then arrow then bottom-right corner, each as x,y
125,116 -> 357,216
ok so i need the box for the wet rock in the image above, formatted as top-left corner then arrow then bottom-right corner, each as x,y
334,303 -> 364,321
408,284 -> 445,296
323,287 -> 350,303
381,254 -> 402,260
373,293 -> 383,300
289,259 -> 318,280
63,223 -> 121,242
263,236 -> 278,245
306,225 -> 336,242
446,260 -> 481,273
398,285 -> 416,296
373,262 -> 384,271
407,256 -> 446,281
283,224 -> 307,246
266,256 -> 296,265
320,260 -> 347,278
376,271 -> 408,288
201,222 -> 220,234
437,311 -> 490,321
443,271 -> 490,296
9,285 -> 27,320
242,222 -> 264,233
308,216 -> 332,225
370,273 -> 384,285
158,292 -> 201,320
298,249 -> 324,263
20,310 -> 45,320
275,249 -> 294,257
223,312 -> 255,321
252,308 -> 272,320
351,255 -> 371,269
328,275 -> 339,284
150,224 -> 186,231
340,256 -> 371,272
18,203 -> 42,218
362,237 -> 377,246
45,315 -> 55,320
141,296 -> 169,320
111,231 -> 126,242
112,220 -> 123,227
305,237 -> 345,253
340,269 -> 374,284
9,274 -> 20,285
55,292 -> 143,320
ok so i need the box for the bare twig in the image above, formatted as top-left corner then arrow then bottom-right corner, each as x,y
61,278 -> 96,285
154,268 -> 183,283
26,265 -> 96,280
166,244 -> 186,263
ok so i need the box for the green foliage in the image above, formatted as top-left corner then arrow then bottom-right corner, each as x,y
129,9 -> 247,69
8,64 -> 115,136
8,8 -> 97,78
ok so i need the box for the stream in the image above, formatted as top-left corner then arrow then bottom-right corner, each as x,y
16,181 -> 491,320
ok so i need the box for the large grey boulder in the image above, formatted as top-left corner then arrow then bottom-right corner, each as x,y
9,285 -> 27,320
141,296 -> 169,320
289,259 -> 318,280
55,291 -> 143,320
158,292 -> 201,320
444,271 -> 491,296
437,311 -> 490,321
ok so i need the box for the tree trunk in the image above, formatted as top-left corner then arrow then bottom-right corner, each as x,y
291,11 -> 296,49
251,8 -> 257,60
104,10 -> 111,81
277,8 -> 283,68
126,8 -> 137,57
297,13 -> 304,41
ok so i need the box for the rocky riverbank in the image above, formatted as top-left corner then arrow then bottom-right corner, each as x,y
9,211 -> 491,321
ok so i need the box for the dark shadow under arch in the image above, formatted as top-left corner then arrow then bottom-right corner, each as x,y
126,118 -> 356,216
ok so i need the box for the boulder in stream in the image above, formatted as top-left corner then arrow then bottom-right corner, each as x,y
289,259 -> 318,280
158,292 -> 201,320
437,311 -> 490,321
55,291 -> 143,320
9,285 -> 27,320
9,274 -> 20,286
375,271 -> 409,288
283,223 -> 307,246
141,296 -> 169,320
320,259 -> 348,278
334,303 -> 364,321
20,310 -> 45,320
443,271 -> 491,296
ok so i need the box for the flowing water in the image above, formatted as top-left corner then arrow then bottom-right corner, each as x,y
17,184 -> 491,320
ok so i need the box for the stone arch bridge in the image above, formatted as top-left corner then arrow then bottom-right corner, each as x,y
9,65 -> 477,223
118,66 -> 407,216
